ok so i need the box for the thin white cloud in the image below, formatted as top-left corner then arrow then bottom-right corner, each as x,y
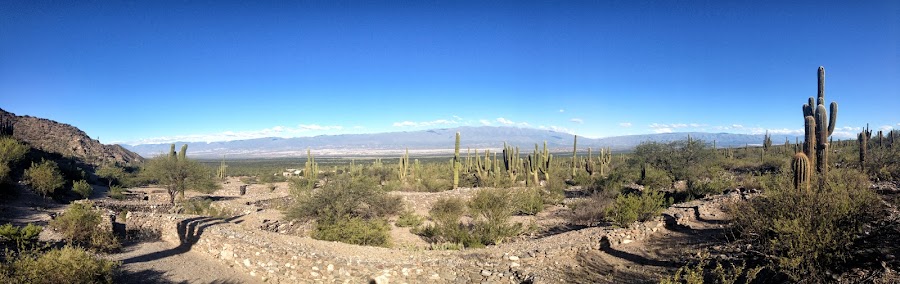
732,124 -> 744,129
479,119 -> 492,126
300,124 -> 342,131
879,125 -> 893,131
126,124 -> 345,145
619,122 -> 632,127
559,109 -> 565,113
496,117 -> 515,125
650,122 -> 705,130
654,128 -> 674,134
570,118 -> 584,124
518,122 -> 531,127
391,118 -> 457,128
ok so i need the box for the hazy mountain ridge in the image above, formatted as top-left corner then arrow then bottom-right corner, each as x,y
124,126 -> 798,158
0,108 -> 144,166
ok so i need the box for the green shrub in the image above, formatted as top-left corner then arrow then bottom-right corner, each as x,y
24,159 -> 65,196
395,210 -> 423,228
0,246 -> 117,284
49,202 -> 120,252
0,223 -> 42,249
180,198 -> 232,218
607,190 -> 669,227
313,217 -> 390,247
468,189 -> 522,245
659,252 -> 762,284
287,175 -> 401,222
108,186 -> 125,200
513,187 -> 544,215
640,164 -> 673,190
729,168 -> 880,281
71,180 -> 92,199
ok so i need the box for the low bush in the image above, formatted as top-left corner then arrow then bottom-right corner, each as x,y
395,210 -> 423,228
313,217 -> 391,247
0,223 -> 42,249
108,186 -> 125,200
286,175 -> 401,246
49,202 -> 120,252
729,168 -> 881,281
658,252 -> 762,284
71,180 -> 92,199
0,246 -> 117,284
570,191 -> 616,226
512,187 -> 544,215
180,198 -> 231,218
607,190 -> 670,227
468,189 -> 521,245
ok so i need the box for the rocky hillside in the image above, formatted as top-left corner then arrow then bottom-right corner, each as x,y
0,108 -> 144,166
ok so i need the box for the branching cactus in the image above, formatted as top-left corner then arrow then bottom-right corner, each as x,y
398,148 -> 410,182
598,147 -> 612,176
792,153 -> 811,191
802,66 -> 838,175
502,142 -> 520,182
584,148 -> 595,176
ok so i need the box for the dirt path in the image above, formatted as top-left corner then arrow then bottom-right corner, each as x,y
111,241 -> 261,284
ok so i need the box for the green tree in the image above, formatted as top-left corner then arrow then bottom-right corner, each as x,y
95,164 -> 125,188
24,159 -> 65,196
0,136 -> 29,184
141,144 -> 217,204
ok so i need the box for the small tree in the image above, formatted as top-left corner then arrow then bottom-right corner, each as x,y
142,144 -> 217,204
0,136 -> 29,184
95,164 -> 125,188
24,159 -> 65,196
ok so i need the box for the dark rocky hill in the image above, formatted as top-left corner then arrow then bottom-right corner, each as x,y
0,108 -> 144,166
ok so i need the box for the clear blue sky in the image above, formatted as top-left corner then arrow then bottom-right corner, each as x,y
1,0 -> 897,145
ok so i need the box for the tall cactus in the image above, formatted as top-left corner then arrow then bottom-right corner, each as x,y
584,148 -> 595,176
792,153 -> 811,191
763,130 -> 772,153
398,148 -> 409,182
571,135 -> 578,179
304,148 -> 318,188
453,132 -> 460,189
858,130 -> 868,168
802,66 -> 838,175
169,144 -> 177,159
179,144 -> 188,160
216,155 -> 227,180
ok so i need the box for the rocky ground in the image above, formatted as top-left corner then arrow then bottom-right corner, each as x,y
3,178 -> 897,283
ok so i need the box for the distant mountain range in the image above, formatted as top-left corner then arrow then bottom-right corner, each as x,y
123,126 -> 800,158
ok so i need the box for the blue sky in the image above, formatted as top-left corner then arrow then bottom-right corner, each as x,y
1,1 -> 897,145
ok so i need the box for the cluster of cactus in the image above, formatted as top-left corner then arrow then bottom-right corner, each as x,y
763,130 -> 772,153
304,148 -> 318,187
801,66 -> 838,175
502,142 -> 520,181
216,155 -> 227,180
398,148 -> 410,182
372,158 -> 383,168
524,142 -> 552,186
792,153 -> 811,191
473,149 -> 501,186
168,144 -> 188,160
452,132 -> 460,189
584,147 -> 612,177
0,115 -> 12,136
